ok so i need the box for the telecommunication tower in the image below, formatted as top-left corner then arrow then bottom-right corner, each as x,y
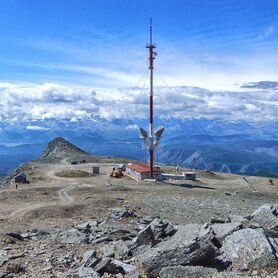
140,18 -> 164,178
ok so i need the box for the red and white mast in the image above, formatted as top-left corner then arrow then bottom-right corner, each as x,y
140,18 -> 164,179
147,18 -> 156,178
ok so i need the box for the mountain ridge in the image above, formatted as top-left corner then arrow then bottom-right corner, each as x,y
41,137 -> 88,159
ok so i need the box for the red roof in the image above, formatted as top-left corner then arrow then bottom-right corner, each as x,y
127,163 -> 161,174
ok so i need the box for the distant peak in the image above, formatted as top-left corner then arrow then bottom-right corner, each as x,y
41,137 -> 88,159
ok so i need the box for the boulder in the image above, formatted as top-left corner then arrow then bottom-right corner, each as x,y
99,244 -> 115,258
212,223 -> 243,244
229,215 -> 247,224
135,224 -> 218,277
94,258 -> 112,275
56,228 -> 89,244
109,260 -> 137,275
57,252 -> 75,267
78,267 -> 100,278
91,236 -> 110,245
159,265 -> 218,278
250,204 -> 278,236
252,204 -> 277,217
76,221 -> 98,232
94,258 -> 137,276
129,225 -> 155,256
109,208 -> 135,220
210,215 -> 228,224
109,228 -> 134,241
149,218 -> 176,240
83,250 -> 100,268
114,240 -> 129,260
160,266 -> 250,278
222,228 -> 277,270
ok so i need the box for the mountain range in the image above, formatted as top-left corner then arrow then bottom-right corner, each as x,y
0,117 -> 277,177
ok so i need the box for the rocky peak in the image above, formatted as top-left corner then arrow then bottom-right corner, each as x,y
41,137 -> 88,159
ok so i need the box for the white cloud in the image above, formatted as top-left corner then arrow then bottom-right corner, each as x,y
26,125 -> 50,131
0,81 -> 277,124
126,124 -> 140,130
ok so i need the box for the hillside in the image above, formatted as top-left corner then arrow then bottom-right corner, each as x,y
0,138 -> 277,277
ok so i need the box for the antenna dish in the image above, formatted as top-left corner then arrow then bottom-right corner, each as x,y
154,127 -> 165,140
139,127 -> 148,139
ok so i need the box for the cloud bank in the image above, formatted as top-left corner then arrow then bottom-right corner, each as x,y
0,81 -> 277,123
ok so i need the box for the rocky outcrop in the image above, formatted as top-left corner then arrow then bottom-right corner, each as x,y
4,204 -> 278,277
41,137 -> 88,159
222,228 -> 277,270
135,224 -> 218,277
250,204 -> 278,236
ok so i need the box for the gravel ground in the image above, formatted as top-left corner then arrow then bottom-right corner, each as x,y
0,158 -> 277,277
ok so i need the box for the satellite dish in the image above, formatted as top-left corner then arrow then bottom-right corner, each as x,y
139,127 -> 148,139
154,127 -> 164,140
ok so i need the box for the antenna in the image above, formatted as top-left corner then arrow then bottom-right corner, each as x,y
139,18 -> 164,179
148,17 -> 155,178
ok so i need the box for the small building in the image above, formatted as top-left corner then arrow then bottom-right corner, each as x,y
14,173 -> 28,184
125,163 -> 162,181
161,171 -> 196,181
92,166 -> 100,175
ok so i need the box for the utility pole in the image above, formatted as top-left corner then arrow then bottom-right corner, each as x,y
146,18 -> 156,178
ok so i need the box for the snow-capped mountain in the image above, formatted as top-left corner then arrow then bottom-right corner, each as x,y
0,117 -> 277,177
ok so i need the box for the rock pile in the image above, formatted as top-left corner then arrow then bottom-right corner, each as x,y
2,204 -> 278,277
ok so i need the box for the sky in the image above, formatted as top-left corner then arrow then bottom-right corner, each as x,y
0,0 -> 277,123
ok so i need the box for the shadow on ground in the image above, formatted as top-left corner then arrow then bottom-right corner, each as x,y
162,181 -> 215,190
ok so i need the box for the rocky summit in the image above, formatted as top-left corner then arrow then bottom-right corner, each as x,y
0,138 -> 277,277
41,137 -> 88,159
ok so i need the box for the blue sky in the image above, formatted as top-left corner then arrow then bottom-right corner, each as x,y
0,0 -> 277,89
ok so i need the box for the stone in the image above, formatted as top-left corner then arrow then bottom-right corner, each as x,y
91,236 -> 110,245
76,221 -> 98,232
159,265 -> 218,278
252,204 -> 277,217
135,224 -> 218,277
160,266 -> 250,278
224,192 -> 231,196
229,215 -> 247,224
129,225 -> 155,256
109,260 -> 137,275
109,208 -> 135,220
94,258 -> 138,276
0,250 -> 8,267
124,269 -> 140,278
114,240 -> 129,260
139,216 -> 154,224
94,258 -> 112,275
56,228 -> 89,244
109,228 -> 134,241
57,252 -> 75,267
78,267 -> 100,278
83,250 -> 101,268
100,244 -> 115,258
250,204 -> 278,236
212,223 -> 243,243
222,228 -> 277,270
5,232 -> 24,241
210,215 -> 226,224
268,237 -> 278,256
149,218 -> 177,240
